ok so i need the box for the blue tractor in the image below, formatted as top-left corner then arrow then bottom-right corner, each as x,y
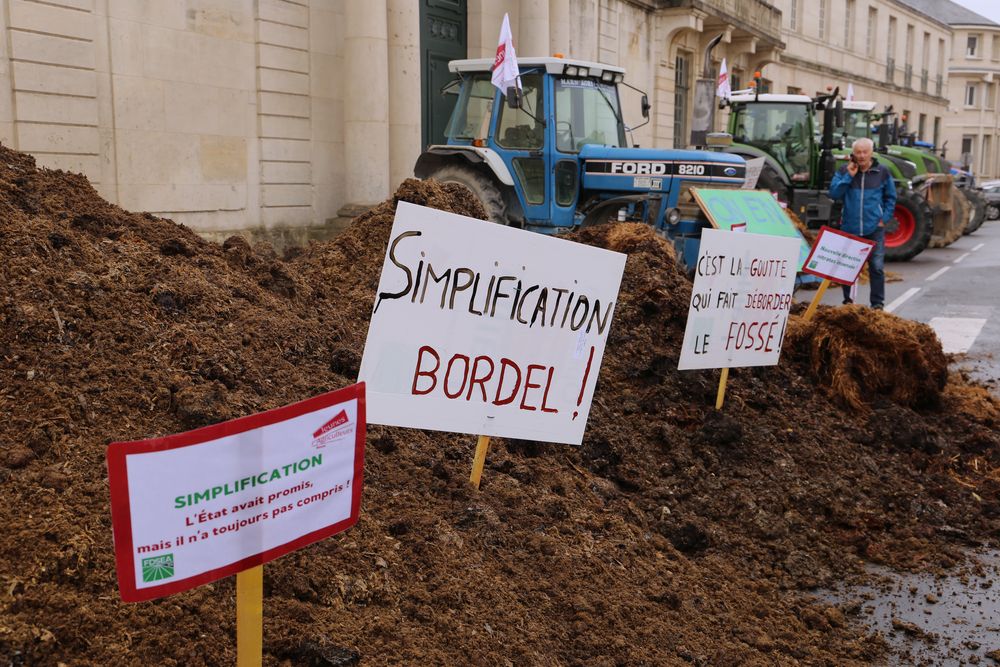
414,57 -> 747,266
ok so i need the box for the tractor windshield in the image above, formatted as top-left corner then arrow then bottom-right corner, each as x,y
554,77 -> 626,152
732,102 -> 812,181
841,109 -> 873,144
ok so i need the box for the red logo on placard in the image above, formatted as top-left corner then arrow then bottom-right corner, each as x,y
312,410 -> 353,449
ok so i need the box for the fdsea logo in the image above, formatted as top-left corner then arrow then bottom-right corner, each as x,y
142,554 -> 174,582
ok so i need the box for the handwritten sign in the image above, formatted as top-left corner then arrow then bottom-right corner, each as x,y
691,188 -> 811,270
358,202 -> 626,445
802,225 -> 876,285
108,384 -> 366,602
679,228 -> 799,370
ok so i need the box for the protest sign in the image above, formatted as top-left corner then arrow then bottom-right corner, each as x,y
741,157 -> 765,190
802,225 -> 875,285
691,188 -> 811,270
358,202 -> 626,446
108,383 -> 365,603
679,228 -> 799,370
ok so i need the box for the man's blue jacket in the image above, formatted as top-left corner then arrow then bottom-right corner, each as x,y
828,157 -> 897,236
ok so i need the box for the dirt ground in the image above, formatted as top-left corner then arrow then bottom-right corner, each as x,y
2,145 -> 999,666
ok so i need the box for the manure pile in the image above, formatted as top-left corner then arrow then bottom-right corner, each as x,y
2,145 -> 999,666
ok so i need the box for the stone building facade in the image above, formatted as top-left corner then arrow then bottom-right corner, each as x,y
0,0 -> 992,235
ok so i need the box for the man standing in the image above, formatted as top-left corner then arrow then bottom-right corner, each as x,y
828,137 -> 896,310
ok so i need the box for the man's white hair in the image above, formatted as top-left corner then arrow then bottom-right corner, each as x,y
852,137 -> 874,151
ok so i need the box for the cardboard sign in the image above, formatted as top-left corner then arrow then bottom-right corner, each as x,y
802,225 -> 876,285
741,157 -> 765,190
108,384 -> 366,603
691,188 -> 811,270
679,228 -> 799,370
358,202 -> 626,446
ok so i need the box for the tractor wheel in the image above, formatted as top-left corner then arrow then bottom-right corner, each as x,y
884,191 -> 932,262
987,202 -> 1000,220
427,164 -> 509,225
961,188 -> 987,235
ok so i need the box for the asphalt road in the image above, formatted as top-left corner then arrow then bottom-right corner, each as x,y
815,220 -> 1000,385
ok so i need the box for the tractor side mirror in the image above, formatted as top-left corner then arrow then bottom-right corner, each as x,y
834,100 -> 844,128
641,94 -> 650,120
506,87 -> 522,109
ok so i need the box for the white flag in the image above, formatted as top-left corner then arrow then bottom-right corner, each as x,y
716,58 -> 731,100
846,83 -> 855,101
491,13 -> 520,95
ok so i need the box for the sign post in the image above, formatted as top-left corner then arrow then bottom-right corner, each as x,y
679,229 -> 799,407
800,226 -> 876,320
358,202 -> 626,484
108,384 -> 366,663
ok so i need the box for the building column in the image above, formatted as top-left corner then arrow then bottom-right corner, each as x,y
549,0 -> 570,56
388,0 -> 421,191
519,0 -> 549,57
345,0 -> 390,207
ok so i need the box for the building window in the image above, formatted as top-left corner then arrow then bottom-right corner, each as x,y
987,82 -> 996,110
819,0 -> 828,40
789,0 -> 798,31
982,135 -> 992,174
933,117 -> 941,148
993,35 -> 1000,62
962,135 -> 975,169
673,52 -> 691,149
787,86 -> 802,95
918,113 -> 926,139
866,8 -> 877,58
968,34 -> 980,58
731,70 -> 742,93
966,83 -> 978,107
844,0 -> 855,49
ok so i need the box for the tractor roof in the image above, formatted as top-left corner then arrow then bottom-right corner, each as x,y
843,100 -> 878,111
449,57 -> 626,78
728,93 -> 813,104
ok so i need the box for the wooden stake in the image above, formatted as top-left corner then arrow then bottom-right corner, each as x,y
236,565 -> 263,667
470,435 -> 491,489
802,278 -> 831,322
716,367 -> 730,410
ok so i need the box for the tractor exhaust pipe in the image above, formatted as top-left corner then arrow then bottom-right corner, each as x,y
689,34 -> 724,149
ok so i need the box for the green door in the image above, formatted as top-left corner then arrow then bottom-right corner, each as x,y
421,0 -> 468,148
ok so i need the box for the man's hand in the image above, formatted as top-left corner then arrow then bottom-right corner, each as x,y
846,160 -> 859,177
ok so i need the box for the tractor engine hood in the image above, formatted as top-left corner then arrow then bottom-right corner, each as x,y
580,146 -> 746,193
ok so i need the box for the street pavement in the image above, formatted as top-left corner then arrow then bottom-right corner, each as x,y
813,220 -> 1000,385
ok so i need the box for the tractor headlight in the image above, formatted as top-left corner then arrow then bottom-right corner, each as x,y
578,67 -> 589,77
601,70 -> 615,83
666,208 -> 682,225
564,65 -> 579,76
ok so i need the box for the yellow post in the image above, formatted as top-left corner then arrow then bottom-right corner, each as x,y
801,278 -> 831,322
470,435 -> 491,489
715,367 -> 730,410
236,565 -> 263,667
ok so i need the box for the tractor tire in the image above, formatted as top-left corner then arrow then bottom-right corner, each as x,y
427,164 -> 509,225
986,202 -> 1000,220
961,188 -> 987,235
885,191 -> 933,262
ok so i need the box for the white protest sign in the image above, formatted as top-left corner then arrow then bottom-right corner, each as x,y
108,384 -> 365,602
358,202 -> 626,445
679,228 -> 799,370
741,157 -> 765,189
802,225 -> 876,285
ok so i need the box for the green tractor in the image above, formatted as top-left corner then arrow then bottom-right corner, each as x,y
723,89 -> 933,261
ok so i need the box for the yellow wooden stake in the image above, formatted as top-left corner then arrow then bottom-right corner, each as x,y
715,367 -> 730,410
801,278 -> 831,322
236,565 -> 263,667
470,435 -> 491,489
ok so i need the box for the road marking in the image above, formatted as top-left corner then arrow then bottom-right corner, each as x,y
953,252 -> 971,264
972,243 -> 985,252
928,317 -> 988,354
885,287 -> 920,314
926,266 -> 950,281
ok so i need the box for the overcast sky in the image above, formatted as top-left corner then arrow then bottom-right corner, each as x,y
952,0 -> 1000,25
